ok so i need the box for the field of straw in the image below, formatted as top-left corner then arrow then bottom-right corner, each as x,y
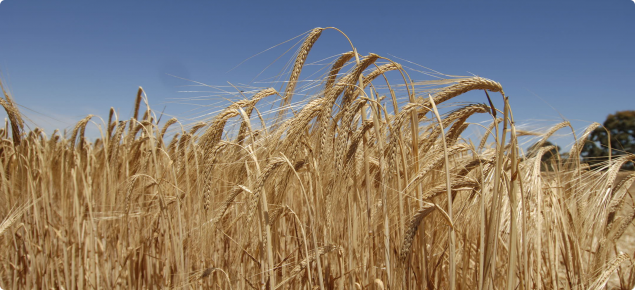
1,27 -> 635,289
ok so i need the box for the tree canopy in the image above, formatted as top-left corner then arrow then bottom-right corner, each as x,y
581,110 -> 635,170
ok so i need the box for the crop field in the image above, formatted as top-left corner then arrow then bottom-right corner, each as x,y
0,27 -> 634,289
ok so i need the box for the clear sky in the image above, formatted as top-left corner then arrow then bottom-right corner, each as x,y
0,0 -> 633,149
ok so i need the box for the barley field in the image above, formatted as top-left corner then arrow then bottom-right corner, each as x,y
1,27 -> 634,289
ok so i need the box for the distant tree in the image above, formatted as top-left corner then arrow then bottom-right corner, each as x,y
581,110 -> 635,170
527,140 -> 561,171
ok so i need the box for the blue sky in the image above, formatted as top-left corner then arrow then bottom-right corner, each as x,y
0,0 -> 633,150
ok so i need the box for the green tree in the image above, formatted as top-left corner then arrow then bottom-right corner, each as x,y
581,110 -> 635,170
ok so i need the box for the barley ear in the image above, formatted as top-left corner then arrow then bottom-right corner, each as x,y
397,203 -> 453,288
70,115 -> 94,151
589,253 -> 633,290
0,79 -> 24,145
